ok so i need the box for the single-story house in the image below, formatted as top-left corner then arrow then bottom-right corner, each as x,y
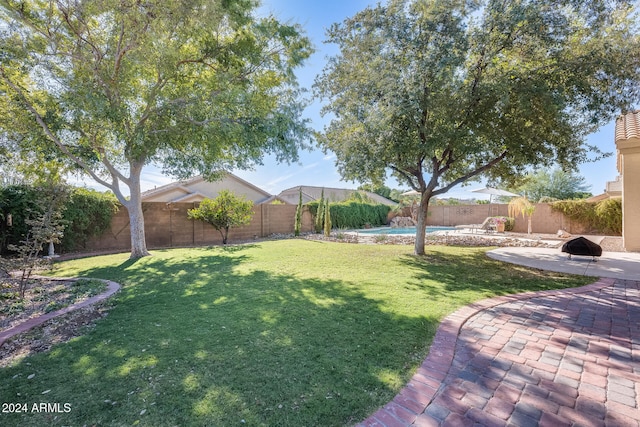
141,173 -> 282,204
277,185 -> 397,206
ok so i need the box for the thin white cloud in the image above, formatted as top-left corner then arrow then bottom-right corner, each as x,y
265,173 -> 296,188
140,169 -> 175,191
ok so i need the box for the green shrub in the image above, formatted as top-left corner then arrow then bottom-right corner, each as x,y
504,217 -> 515,231
61,188 -> 119,251
188,191 -> 254,244
489,216 -> 515,231
308,199 -> 391,230
594,198 -> 622,235
551,198 -> 621,235
332,202 -> 390,229
0,185 -> 41,255
0,185 -> 118,254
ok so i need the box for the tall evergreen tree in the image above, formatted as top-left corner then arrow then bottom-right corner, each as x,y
315,188 -> 325,233
294,188 -> 303,236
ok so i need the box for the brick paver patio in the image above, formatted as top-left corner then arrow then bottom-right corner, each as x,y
358,278 -> 640,426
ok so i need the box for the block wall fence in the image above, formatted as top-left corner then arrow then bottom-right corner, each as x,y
423,203 -> 591,235
78,202 -> 594,253
84,203 -> 314,253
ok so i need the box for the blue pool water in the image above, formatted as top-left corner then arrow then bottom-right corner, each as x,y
358,226 -> 456,235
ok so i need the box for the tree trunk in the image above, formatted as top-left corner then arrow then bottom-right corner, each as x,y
414,193 -> 431,256
124,166 -> 150,259
124,198 -> 150,258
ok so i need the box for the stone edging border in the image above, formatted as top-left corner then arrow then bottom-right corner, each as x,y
356,277 -> 616,427
0,278 -> 121,347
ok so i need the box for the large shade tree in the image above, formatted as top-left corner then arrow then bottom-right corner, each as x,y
511,168 -> 592,202
315,0 -> 640,255
0,0 -> 312,258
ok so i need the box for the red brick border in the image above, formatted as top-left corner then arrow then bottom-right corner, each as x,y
0,278 -> 121,347
355,277 -> 616,426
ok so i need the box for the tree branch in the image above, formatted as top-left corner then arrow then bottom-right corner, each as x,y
432,150 -> 509,196
0,67 -> 122,193
390,165 -> 419,191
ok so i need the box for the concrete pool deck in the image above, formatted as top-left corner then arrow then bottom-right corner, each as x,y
349,227 -> 618,250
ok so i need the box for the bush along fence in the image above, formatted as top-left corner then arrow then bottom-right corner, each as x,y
1,184 -> 619,255
84,200 -> 616,254
423,201 -> 621,236
307,200 -> 392,231
550,198 -> 622,235
0,185 -> 118,255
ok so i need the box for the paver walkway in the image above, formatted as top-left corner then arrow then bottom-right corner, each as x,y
358,277 -> 640,427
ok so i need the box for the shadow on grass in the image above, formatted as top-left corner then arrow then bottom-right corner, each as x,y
399,247 -> 592,300
0,247 -> 435,427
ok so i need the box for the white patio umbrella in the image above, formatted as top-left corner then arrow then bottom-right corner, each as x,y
472,187 -> 520,218
471,187 -> 519,203
401,190 -> 421,196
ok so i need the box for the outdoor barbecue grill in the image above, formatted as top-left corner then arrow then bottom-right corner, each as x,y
561,237 -> 602,261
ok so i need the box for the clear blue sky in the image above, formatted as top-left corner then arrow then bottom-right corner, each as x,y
77,0 -> 623,200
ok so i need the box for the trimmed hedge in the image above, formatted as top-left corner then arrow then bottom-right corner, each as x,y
308,200 -> 391,230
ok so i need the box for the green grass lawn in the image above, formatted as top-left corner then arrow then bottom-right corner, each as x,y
0,240 -> 593,426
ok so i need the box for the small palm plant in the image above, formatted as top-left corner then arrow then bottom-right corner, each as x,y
508,197 -> 536,234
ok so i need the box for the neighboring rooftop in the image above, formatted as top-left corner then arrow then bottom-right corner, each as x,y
141,173 -> 280,204
277,185 -> 397,206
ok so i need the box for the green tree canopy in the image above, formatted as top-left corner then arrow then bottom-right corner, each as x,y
0,0 -> 312,258
187,191 -> 254,245
510,168 -> 592,202
314,0 -> 640,255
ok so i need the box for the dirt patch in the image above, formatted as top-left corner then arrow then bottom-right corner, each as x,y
0,277 -> 112,367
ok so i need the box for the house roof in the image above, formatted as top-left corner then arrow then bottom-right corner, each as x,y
141,172 -> 276,204
615,110 -> 640,143
277,185 -> 397,206
615,110 -> 640,175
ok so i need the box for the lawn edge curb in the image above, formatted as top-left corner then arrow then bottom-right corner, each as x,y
355,277 -> 616,427
0,278 -> 121,347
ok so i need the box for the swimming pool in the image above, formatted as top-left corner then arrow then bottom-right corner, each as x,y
357,226 -> 456,235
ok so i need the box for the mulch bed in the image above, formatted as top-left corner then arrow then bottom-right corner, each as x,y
0,277 -> 112,367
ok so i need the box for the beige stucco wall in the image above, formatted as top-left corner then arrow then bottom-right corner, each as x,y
143,176 -> 271,204
187,176 -> 269,203
616,137 -> 640,251
143,187 -> 189,202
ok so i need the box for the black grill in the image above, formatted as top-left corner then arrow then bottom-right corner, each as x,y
561,237 -> 602,261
